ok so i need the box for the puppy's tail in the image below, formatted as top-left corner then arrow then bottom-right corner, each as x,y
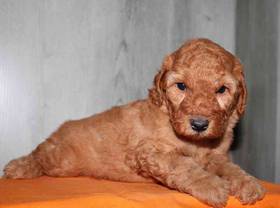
3,153 -> 43,179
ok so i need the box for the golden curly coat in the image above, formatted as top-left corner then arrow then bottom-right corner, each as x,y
4,39 -> 265,208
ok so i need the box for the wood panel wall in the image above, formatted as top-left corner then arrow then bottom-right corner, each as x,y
233,0 -> 279,182
0,0 -> 236,176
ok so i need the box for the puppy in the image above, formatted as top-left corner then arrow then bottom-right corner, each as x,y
4,38 -> 265,208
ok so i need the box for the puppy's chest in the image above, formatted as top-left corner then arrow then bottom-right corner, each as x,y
178,142 -> 212,161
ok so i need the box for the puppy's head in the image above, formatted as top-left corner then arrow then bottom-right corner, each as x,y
149,39 -> 247,140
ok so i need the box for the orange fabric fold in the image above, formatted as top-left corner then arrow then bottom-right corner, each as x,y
0,176 -> 279,208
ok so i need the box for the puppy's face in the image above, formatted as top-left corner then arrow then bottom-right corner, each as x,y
150,39 -> 247,141
164,56 -> 239,140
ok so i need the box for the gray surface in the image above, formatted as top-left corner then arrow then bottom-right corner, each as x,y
0,0 -> 236,175
233,0 -> 278,182
276,2 -> 280,184
1,0 -> 279,183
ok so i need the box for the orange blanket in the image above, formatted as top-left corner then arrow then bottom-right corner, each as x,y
0,176 -> 279,208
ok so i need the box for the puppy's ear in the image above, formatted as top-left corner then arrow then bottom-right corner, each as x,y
149,54 -> 175,106
233,59 -> 247,117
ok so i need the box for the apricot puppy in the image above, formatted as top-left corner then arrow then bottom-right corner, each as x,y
4,39 -> 265,208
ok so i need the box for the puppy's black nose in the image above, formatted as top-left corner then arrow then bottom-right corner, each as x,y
190,118 -> 209,132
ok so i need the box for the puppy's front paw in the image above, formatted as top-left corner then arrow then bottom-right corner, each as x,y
188,175 -> 230,208
231,177 -> 266,205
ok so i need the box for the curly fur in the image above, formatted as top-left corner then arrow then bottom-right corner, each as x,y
3,38 -> 265,208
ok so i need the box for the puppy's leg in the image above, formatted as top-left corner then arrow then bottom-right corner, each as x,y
132,144 -> 229,208
204,153 -> 266,205
4,124 -> 85,178
3,153 -> 43,179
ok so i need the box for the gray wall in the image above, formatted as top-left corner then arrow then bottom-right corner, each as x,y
1,0 -> 280,183
0,0 -> 236,176
277,2 -> 280,184
232,0 -> 280,183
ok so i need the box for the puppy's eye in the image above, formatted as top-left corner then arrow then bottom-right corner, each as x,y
216,85 -> 227,94
176,83 -> 187,91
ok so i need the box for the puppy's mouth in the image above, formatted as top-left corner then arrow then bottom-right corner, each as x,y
177,131 -> 222,142
190,132 -> 220,141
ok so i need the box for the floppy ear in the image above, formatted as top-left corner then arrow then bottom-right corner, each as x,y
233,59 -> 247,117
149,54 -> 175,106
